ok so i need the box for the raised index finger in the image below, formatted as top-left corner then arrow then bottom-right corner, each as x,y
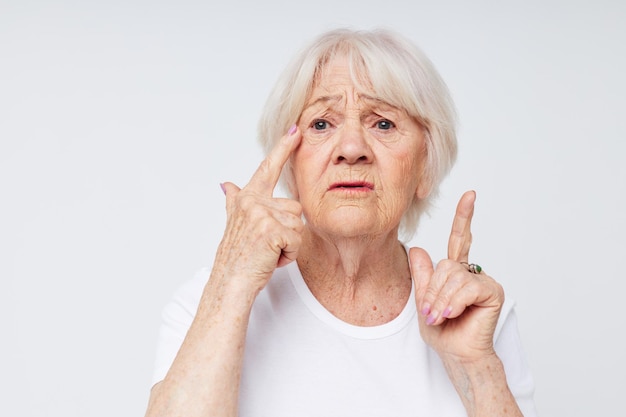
447,190 -> 476,263
247,125 -> 302,195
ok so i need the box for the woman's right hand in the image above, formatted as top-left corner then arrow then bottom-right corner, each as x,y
144,126 -> 303,417
215,125 -> 304,294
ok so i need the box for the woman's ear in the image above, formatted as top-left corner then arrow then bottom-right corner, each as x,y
415,129 -> 432,200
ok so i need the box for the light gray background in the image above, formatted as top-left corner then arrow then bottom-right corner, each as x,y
2,1 -> 625,416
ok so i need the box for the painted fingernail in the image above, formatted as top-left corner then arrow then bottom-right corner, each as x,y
442,306 -> 452,318
220,183 -> 226,195
288,124 -> 297,135
421,303 -> 431,316
426,313 -> 437,325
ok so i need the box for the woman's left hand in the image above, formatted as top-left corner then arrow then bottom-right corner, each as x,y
409,190 -> 505,361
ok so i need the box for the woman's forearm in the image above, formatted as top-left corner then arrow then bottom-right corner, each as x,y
145,274 -> 259,417
145,128 -> 304,417
442,353 -> 524,417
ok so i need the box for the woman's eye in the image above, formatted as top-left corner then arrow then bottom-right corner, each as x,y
313,120 -> 329,130
376,119 -> 394,130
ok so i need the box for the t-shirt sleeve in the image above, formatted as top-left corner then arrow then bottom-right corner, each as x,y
150,267 -> 209,386
494,296 -> 539,417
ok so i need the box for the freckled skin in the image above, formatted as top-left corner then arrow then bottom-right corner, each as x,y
292,57 -> 428,241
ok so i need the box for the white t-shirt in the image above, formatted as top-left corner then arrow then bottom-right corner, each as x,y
152,262 -> 538,416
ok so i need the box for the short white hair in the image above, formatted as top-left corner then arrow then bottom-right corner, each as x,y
258,28 -> 458,240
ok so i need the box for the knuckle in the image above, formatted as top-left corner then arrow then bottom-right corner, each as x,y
291,201 -> 303,216
423,286 -> 439,303
290,231 -> 302,247
257,215 -> 277,233
280,199 -> 301,215
448,269 -> 467,286
258,157 -> 273,176
431,294 -> 450,311
438,259 -> 456,270
235,192 -> 256,210
490,279 -> 505,299
294,219 -> 305,233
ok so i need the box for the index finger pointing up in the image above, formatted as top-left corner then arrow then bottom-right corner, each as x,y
447,190 -> 476,263
247,125 -> 302,195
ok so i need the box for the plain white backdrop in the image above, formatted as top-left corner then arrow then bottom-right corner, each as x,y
2,1 -> 625,416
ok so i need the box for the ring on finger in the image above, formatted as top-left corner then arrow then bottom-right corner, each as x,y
461,262 -> 482,274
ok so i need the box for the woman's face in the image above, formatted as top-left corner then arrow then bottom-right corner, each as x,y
292,56 -> 428,239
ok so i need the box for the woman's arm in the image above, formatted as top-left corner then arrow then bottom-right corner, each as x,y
145,270 -> 259,417
145,127 -> 303,417
410,191 -> 524,417
441,353 -> 523,417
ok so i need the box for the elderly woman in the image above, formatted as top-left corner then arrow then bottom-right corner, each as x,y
145,29 -> 536,416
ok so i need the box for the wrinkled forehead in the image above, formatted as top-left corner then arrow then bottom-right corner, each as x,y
311,51 -> 411,115
306,52 -> 423,126
311,53 -> 372,97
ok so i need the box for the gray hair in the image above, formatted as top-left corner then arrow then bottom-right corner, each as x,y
258,28 -> 458,240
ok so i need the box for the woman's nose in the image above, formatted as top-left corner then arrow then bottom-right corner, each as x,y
332,121 -> 373,164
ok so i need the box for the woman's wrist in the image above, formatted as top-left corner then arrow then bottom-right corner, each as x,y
201,270 -> 262,315
441,352 -> 522,417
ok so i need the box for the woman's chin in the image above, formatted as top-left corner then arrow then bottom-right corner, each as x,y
309,210 -> 396,240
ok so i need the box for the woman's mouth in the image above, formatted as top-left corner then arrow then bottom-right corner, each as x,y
328,181 -> 375,191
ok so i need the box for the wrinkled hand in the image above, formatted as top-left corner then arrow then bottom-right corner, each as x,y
409,191 -> 504,361
215,126 -> 304,292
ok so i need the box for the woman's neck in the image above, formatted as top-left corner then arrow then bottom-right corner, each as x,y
296,226 -> 412,326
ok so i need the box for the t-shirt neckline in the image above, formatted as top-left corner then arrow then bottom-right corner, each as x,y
285,261 -> 417,340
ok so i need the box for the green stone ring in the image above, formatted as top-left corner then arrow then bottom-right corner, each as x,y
461,262 -> 482,274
